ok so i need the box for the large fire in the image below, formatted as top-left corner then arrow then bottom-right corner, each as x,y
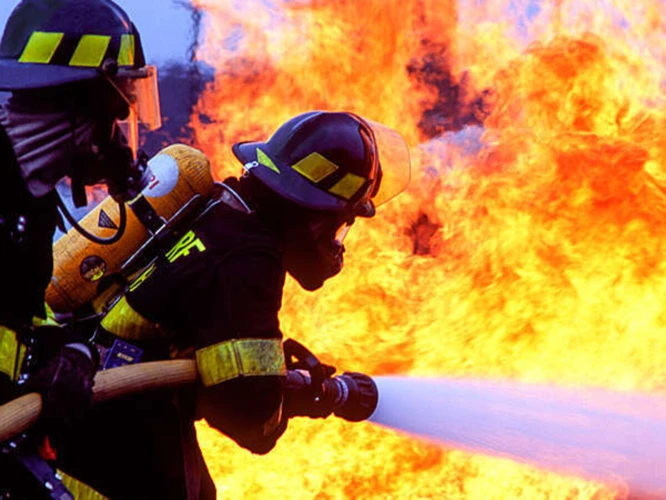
185,0 -> 666,498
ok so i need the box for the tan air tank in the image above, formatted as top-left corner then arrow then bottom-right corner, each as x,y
47,144 -> 215,313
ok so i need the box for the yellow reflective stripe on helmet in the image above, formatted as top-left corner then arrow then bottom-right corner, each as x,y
18,31 -> 64,64
292,152 -> 339,183
58,470 -> 108,500
69,34 -> 111,67
101,296 -> 163,341
117,34 -> 135,67
256,148 -> 280,174
329,172 -> 366,199
196,338 -> 286,387
0,326 -> 25,381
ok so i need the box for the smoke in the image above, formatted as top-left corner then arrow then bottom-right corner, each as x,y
172,0 -> 205,107
370,376 -> 666,497
140,2 -> 214,155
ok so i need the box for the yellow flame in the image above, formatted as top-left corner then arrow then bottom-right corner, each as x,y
187,0 -> 666,498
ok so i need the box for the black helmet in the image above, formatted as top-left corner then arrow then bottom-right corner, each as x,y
0,0 -> 146,90
232,111 -> 411,218
0,0 -> 162,154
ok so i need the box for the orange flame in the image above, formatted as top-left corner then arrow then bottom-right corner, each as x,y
186,0 -> 666,498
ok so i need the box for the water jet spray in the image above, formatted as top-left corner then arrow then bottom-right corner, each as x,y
369,376 -> 666,497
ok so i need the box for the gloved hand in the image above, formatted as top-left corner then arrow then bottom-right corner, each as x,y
196,376 -> 286,455
283,370 -> 379,422
283,370 -> 337,419
282,339 -> 379,421
25,345 -> 96,422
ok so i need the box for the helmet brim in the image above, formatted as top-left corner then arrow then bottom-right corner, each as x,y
0,60 -> 99,90
233,140 -> 352,214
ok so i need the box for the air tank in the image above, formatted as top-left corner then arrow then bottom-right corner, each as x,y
47,144 -> 215,313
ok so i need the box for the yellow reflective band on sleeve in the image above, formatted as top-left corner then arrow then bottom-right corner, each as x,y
117,34 -> 135,67
256,148 -> 280,174
328,172 -> 366,199
69,34 -> 111,67
0,326 -> 25,381
18,31 -> 64,64
196,338 -> 286,387
100,296 -> 163,341
292,152 -> 339,183
58,470 -> 109,500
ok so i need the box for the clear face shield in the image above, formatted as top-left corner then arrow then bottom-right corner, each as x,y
333,118 -> 411,246
110,65 -> 162,158
364,119 -> 411,208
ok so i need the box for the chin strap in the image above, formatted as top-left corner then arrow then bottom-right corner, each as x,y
219,182 -> 253,214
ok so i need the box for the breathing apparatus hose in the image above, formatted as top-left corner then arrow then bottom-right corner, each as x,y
56,194 -> 128,245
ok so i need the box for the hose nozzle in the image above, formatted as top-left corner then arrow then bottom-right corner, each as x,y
284,369 -> 378,422
282,338 -> 378,422
326,372 -> 378,422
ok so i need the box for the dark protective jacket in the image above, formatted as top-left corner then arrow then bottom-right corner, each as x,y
0,123 -> 91,499
53,192 -> 289,500
0,120 -> 60,398
0,124 -> 59,334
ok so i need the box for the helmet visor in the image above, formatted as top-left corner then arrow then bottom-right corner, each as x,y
364,119 -> 411,207
116,65 -> 162,131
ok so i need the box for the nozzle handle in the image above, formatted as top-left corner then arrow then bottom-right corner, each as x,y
283,338 -> 335,398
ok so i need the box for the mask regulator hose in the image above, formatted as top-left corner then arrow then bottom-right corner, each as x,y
283,338 -> 378,422
57,149 -> 152,245
57,193 -> 127,245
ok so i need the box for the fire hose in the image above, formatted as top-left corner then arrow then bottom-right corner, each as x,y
0,354 -> 379,443
0,359 -> 199,443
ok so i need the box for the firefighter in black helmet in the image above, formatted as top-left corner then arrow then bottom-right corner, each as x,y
233,110 -> 410,290
48,111 -> 410,499
0,1 -> 161,498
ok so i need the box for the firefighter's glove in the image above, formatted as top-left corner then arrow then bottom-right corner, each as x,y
25,346 -> 96,423
283,370 -> 337,419
283,370 -> 379,422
